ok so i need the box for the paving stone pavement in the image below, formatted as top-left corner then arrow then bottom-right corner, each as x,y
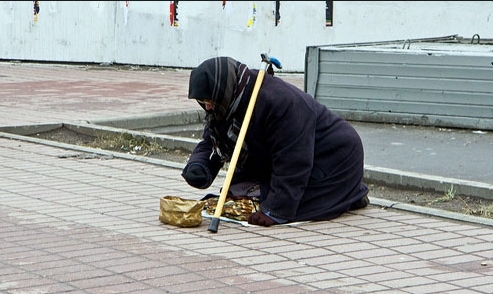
0,61 -> 492,294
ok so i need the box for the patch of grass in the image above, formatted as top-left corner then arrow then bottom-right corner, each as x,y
463,201 -> 493,219
429,184 -> 456,204
431,185 -> 493,219
89,133 -> 167,156
476,204 -> 493,218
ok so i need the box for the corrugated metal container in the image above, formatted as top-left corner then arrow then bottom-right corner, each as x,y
305,35 -> 493,130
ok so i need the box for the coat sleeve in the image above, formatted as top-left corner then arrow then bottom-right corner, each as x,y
182,127 -> 223,188
257,83 -> 317,220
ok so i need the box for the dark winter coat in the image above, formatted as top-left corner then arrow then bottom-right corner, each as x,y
183,58 -> 368,222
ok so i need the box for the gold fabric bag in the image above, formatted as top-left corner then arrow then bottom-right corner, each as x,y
201,181 -> 261,222
203,196 -> 259,221
159,196 -> 206,227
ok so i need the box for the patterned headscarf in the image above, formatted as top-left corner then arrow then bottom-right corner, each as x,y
189,56 -> 250,121
188,57 -> 252,162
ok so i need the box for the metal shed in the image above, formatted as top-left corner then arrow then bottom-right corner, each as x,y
304,35 -> 493,130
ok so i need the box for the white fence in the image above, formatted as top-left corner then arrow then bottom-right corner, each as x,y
1,1 -> 492,72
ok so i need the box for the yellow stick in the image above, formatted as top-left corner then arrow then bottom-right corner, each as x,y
208,64 -> 267,233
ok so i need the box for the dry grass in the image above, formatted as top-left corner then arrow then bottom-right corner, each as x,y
89,132 -> 167,156
428,184 -> 456,204
429,184 -> 493,219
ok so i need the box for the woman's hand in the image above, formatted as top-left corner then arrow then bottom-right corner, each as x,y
182,164 -> 209,188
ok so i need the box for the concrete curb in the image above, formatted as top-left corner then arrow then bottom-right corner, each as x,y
369,197 -> 493,227
365,165 -> 493,200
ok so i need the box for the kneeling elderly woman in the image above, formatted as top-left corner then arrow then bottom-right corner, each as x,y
182,56 -> 369,227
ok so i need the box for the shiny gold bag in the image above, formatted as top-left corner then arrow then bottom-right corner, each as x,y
159,196 -> 206,227
203,196 -> 260,221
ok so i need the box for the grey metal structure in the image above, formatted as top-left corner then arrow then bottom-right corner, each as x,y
304,35 -> 493,130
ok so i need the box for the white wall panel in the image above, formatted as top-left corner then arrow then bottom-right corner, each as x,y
1,1 -> 492,72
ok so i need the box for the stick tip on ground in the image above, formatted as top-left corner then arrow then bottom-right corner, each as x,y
208,218 -> 220,233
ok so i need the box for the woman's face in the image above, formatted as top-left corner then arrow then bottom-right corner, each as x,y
197,99 -> 215,111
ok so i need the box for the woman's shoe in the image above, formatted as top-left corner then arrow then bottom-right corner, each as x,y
349,195 -> 369,210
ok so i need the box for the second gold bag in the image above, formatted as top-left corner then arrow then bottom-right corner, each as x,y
159,196 -> 206,227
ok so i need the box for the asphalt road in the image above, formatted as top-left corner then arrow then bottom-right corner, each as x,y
352,121 -> 493,184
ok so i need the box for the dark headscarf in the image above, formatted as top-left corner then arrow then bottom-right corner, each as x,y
188,57 -> 252,162
188,57 -> 250,121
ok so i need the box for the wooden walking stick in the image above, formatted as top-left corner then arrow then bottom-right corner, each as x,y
208,53 -> 282,233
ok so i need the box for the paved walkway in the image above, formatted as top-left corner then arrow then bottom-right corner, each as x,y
0,61 -> 492,294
